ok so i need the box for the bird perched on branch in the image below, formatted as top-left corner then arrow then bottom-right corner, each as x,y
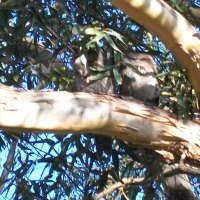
120,52 -> 159,105
73,48 -> 115,94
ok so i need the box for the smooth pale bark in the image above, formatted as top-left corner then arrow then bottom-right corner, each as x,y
109,0 -> 200,98
0,84 -> 199,165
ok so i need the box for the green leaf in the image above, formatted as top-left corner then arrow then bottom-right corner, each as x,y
104,35 -> 122,52
72,26 -> 79,35
90,65 -> 115,72
162,91 -> 172,96
113,67 -> 122,85
155,72 -> 169,78
146,32 -> 153,43
51,75 -> 57,82
85,27 -> 98,35
112,149 -> 119,177
114,53 -> 123,63
95,32 -> 106,44
106,30 -> 125,44
86,32 -> 105,48
87,71 -> 110,82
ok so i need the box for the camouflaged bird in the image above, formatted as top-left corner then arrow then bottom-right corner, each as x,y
120,52 -> 159,105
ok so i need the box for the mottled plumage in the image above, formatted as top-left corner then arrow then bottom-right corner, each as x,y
120,52 -> 159,104
73,49 -> 115,94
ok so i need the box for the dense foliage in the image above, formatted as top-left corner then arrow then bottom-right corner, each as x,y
0,0 -> 200,199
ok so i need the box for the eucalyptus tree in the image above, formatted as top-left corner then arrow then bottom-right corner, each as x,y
0,0 -> 200,199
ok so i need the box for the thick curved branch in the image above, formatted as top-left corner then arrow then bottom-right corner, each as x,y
109,0 -> 200,97
0,84 -> 199,165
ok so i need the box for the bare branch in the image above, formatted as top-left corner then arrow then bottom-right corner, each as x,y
95,177 -> 145,199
